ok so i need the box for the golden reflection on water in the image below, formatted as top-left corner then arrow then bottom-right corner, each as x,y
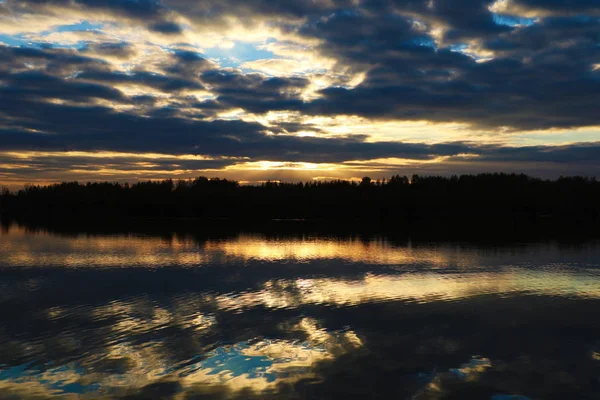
2,226 -> 598,302
211,269 -> 600,312
2,225 -> 600,304
2,225 -> 600,398
0,226 -> 481,268
204,235 -> 454,265
0,226 -> 208,268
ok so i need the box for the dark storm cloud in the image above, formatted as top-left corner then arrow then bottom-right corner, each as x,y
0,95 -> 452,161
304,58 -> 600,130
5,0 -> 181,36
1,70 -> 125,102
298,11 -> 429,71
484,16 -> 600,52
77,70 -> 205,92
2,1 -> 597,131
81,42 -> 138,59
0,46 -> 109,75
149,21 -> 183,34
8,0 -> 348,24
0,62 -> 474,163
0,153 -> 235,176
360,0 -> 511,40
162,0 -> 356,25
75,0 -> 163,18
511,0 -> 600,14
0,46 -> 205,106
292,7 -> 600,130
164,50 -> 216,76
201,70 -> 309,113
200,70 -> 308,90
7,0 -> 160,19
2,85 -> 600,168
1,0 -> 599,177
478,143 -> 600,163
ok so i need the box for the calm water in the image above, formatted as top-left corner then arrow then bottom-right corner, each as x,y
1,225 -> 600,399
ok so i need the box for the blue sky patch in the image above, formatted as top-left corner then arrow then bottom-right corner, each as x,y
202,40 -> 278,68
54,21 -> 103,33
493,13 -> 537,27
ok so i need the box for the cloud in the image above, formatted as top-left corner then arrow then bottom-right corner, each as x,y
495,0 -> 600,16
2,70 -> 125,103
82,41 -> 139,60
290,8 -> 600,130
3,0 -> 181,35
0,0 -> 599,185
77,69 -> 205,93
201,69 -> 309,113
149,21 -> 183,34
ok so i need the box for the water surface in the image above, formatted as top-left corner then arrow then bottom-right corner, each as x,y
1,225 -> 600,399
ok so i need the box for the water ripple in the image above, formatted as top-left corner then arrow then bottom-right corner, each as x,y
1,227 -> 600,398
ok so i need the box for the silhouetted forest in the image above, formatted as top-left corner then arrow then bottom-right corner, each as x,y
1,174 -> 600,225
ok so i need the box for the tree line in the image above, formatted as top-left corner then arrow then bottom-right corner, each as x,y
1,174 -> 599,224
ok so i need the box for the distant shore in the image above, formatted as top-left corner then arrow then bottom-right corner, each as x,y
2,173 -> 600,239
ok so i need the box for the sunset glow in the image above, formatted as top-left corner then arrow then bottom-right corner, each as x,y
0,0 -> 599,188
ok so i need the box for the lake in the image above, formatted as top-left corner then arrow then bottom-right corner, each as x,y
1,223 -> 600,399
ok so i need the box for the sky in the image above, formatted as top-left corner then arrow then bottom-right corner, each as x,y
0,0 -> 599,187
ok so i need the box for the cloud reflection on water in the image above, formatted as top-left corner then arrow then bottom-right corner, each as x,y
0,225 -> 599,399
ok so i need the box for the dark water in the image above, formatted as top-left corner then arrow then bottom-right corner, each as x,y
1,225 -> 600,399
